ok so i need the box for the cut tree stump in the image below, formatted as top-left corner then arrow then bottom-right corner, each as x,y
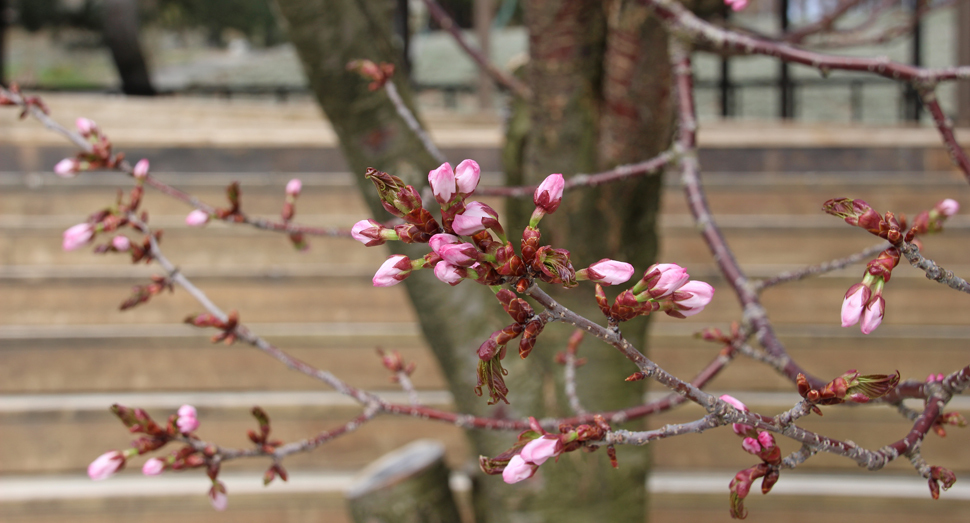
346,439 -> 463,523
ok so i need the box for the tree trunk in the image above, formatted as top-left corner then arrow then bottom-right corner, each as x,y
101,0 -> 155,96
273,0 -> 672,521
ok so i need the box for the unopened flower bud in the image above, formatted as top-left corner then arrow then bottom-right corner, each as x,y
352,219 -> 395,246
860,295 -> 885,334
725,0 -> 748,11
436,242 -> 481,267
455,159 -> 481,195
372,254 -> 412,287
88,450 -> 126,480
428,162 -> 456,204
185,210 -> 210,227
520,436 -> 559,465
55,158 -> 80,178
720,395 -> 753,436
936,199 -> 959,217
840,283 -> 870,327
579,258 -> 635,286
672,281 -> 715,316
433,261 -> 466,285
452,201 -> 500,236
633,263 -> 690,297
76,117 -> 98,137
112,235 -> 131,251
142,458 -> 166,476
177,404 -> 200,433
133,159 -> 150,179
63,223 -> 95,251
502,455 -> 537,484
285,178 -> 302,197
209,482 -> 228,511
533,173 -> 564,215
741,437 -> 761,454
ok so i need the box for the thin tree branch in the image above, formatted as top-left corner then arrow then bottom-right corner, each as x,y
419,0 -> 532,100
754,241 -> 888,291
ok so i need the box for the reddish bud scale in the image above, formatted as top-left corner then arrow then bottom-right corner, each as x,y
866,247 -> 901,281
520,227 -> 541,265
475,358 -> 510,405
625,372 -> 647,382
607,445 -> 618,469
518,319 -> 544,359
532,246 -> 576,287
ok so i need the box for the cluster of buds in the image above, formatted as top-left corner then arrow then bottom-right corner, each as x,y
928,466 -> 958,500
0,83 -> 50,118
595,263 -> 715,322
358,162 -> 577,290
796,370 -> 900,409
185,311 -> 240,344
719,395 -> 780,519
54,118 -> 125,178
474,290 -> 545,404
356,162 -> 715,404
62,182 -> 147,253
346,59 -> 396,91
184,182 -> 245,230
910,199 -> 960,235
840,247 -> 900,334
480,416 -> 615,484
87,404 -> 204,481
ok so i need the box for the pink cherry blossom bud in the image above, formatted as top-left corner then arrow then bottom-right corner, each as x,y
936,199 -> 959,217
286,178 -> 302,197
428,162 -> 456,203
720,395 -> 753,436
452,201 -> 498,236
112,235 -> 131,251
351,219 -> 386,247
580,259 -> 635,285
534,173 -> 565,214
725,0 -> 748,11
502,455 -> 537,484
76,117 -> 98,137
142,458 -> 166,476
860,295 -> 885,334
674,281 -> 715,316
520,436 -> 559,465
741,437 -> 761,454
434,261 -> 465,285
436,242 -> 480,267
372,254 -> 412,287
840,283 -> 871,328
185,210 -> 210,227
937,373 -> 946,382
209,483 -> 228,511
87,450 -> 125,480
454,159 -> 481,195
640,263 -> 690,297
54,158 -> 79,178
429,233 -> 461,253
63,223 -> 95,251
178,404 -> 197,418
177,415 -> 199,434
133,159 -> 150,179
757,431 -> 775,450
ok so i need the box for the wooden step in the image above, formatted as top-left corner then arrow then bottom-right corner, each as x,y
2,324 -> 965,393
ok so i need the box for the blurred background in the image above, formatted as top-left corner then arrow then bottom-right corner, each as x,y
2,0 -> 970,522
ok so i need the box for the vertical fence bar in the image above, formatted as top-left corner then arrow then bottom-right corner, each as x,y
957,0 -> 970,126
905,0 -> 923,121
0,0 -> 8,86
850,81 -> 863,122
720,3 -> 732,117
779,0 -> 793,119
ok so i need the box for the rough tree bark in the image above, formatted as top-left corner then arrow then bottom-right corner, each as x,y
273,0 -> 674,520
101,0 -> 155,95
